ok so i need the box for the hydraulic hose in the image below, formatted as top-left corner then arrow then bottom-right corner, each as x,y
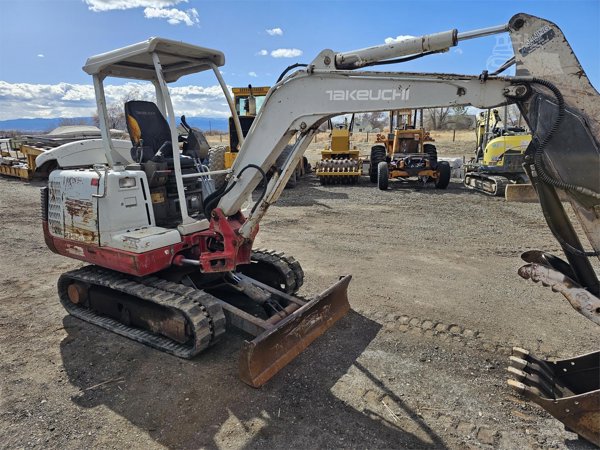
528,78 -> 600,257
529,78 -> 600,201
203,164 -> 267,218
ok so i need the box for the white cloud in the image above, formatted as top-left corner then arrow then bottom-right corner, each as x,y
270,48 -> 303,58
84,0 -> 186,12
384,35 -> 415,45
266,27 -> 283,36
0,81 -> 230,120
256,49 -> 268,56
37,54 -> 45,58
453,48 -> 464,55
143,6 -> 198,26
248,72 -> 257,78
85,0 -> 198,26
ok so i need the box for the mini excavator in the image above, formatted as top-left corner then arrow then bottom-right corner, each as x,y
39,14 -> 599,444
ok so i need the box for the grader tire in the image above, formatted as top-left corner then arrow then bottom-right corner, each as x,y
377,162 -> 389,190
370,145 -> 386,183
208,146 -> 227,190
435,161 -> 451,189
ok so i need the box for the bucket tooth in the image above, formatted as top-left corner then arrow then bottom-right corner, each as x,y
239,275 -> 351,387
507,348 -> 600,446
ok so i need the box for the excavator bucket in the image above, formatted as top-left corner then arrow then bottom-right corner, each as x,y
239,275 -> 351,387
507,347 -> 600,446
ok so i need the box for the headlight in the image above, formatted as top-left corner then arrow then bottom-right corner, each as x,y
119,177 -> 136,188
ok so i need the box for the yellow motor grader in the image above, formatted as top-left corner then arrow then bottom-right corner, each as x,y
370,109 -> 450,190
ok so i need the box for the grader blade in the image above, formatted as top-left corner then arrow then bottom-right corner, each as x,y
239,275 -> 351,387
508,347 -> 600,446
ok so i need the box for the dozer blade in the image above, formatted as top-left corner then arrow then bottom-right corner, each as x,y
508,347 -> 600,446
239,275 -> 351,387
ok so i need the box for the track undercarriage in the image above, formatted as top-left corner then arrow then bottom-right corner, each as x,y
463,172 -> 511,196
58,250 -> 350,387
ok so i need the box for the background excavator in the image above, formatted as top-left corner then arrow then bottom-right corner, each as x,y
463,108 -> 532,196
39,13 -> 599,445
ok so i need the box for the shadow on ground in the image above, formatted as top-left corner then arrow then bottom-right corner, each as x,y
60,309 -> 447,449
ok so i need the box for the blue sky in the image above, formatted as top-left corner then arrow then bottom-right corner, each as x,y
0,0 -> 598,120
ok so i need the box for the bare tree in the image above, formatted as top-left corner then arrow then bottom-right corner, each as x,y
426,107 -> 451,130
362,112 -> 387,130
92,88 -> 140,131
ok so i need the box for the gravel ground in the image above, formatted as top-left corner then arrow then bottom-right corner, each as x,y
0,147 -> 598,449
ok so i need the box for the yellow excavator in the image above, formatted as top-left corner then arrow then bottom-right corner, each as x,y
463,108 -> 532,196
315,115 -> 361,184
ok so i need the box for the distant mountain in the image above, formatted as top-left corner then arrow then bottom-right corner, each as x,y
181,117 -> 228,133
0,117 -> 93,133
0,116 -> 229,133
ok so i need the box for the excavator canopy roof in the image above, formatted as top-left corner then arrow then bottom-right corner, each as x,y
82,37 -> 225,82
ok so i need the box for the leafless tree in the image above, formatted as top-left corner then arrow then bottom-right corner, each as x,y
362,112 -> 387,130
92,89 -> 140,131
426,107 -> 451,129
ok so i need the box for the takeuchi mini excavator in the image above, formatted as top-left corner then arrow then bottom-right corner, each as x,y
39,14 -> 599,444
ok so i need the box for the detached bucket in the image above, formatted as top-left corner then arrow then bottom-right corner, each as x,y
508,347 -> 600,446
239,275 -> 351,387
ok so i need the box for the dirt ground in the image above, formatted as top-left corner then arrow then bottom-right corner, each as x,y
0,134 -> 598,449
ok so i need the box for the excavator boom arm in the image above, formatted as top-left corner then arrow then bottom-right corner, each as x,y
218,73 -> 516,224
215,14 -> 599,293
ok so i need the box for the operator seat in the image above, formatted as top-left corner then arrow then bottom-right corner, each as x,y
125,100 -> 173,162
124,100 -> 202,227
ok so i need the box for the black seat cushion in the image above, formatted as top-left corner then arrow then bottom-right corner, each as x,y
125,101 -> 173,161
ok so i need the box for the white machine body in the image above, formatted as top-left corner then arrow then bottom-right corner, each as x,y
48,168 -> 181,253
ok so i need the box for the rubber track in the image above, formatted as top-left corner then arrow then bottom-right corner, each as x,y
57,265 -> 225,358
464,173 -> 509,196
250,249 -> 304,294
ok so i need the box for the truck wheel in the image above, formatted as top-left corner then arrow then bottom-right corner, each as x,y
208,146 -> 227,190
435,161 -> 451,189
377,162 -> 389,190
302,156 -> 311,174
275,144 -> 298,189
424,143 -> 437,168
286,169 -> 297,188
370,145 -> 386,183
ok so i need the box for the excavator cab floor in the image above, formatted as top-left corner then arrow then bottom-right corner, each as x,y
507,347 -> 600,446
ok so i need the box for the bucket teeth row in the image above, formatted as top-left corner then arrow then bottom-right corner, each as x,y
506,347 -> 600,447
